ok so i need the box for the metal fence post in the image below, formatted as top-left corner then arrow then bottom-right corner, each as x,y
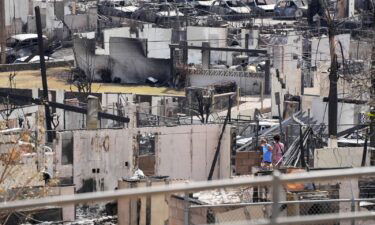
351,196 -> 355,225
271,170 -> 281,224
184,192 -> 190,225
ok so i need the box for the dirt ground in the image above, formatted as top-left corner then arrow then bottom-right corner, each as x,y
0,67 -> 184,96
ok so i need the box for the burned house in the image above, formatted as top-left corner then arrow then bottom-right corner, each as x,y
0,0 -> 374,224
74,35 -> 171,84
54,124 -> 232,192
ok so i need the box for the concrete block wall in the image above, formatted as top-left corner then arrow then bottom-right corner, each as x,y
235,151 -> 262,175
0,153 -> 44,189
168,197 -> 185,225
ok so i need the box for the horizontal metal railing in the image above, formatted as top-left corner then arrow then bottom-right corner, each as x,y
189,198 -> 375,208
1,167 -> 375,224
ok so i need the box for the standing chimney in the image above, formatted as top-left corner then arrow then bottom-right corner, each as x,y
87,95 -> 99,129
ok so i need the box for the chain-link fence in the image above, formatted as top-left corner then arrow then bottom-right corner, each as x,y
186,175 -> 375,225
189,199 -> 375,225
2,166 -> 375,225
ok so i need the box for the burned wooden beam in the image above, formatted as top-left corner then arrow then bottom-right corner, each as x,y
337,124 -> 368,138
322,97 -> 367,105
98,112 -> 130,123
169,44 -> 268,55
48,101 -> 87,114
0,92 -> 130,123
0,92 -> 41,104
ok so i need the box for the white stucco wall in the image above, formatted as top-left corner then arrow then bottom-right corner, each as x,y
5,0 -> 29,26
311,97 -> 366,132
72,129 -> 134,191
57,124 -> 231,191
137,25 -> 172,59
102,25 -> 172,58
103,27 -> 131,54
271,33 -> 302,117
155,125 -> 231,181
64,12 -> 97,32
307,34 -> 351,97
187,26 -> 230,65
314,147 -> 369,168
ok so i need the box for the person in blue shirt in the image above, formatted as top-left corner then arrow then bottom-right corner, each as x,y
260,138 -> 273,169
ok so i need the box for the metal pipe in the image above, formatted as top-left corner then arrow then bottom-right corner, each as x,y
184,192 -> 190,225
169,44 -> 268,54
271,170 -> 281,224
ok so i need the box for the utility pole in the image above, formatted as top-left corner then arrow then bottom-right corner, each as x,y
275,92 -> 284,140
96,0 -> 100,38
370,4 -> 375,158
0,0 -> 6,64
208,96 -> 233,180
35,6 -> 53,142
328,35 -> 338,139
320,0 -> 338,140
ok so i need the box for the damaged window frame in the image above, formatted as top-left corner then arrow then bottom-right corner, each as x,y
137,132 -> 157,156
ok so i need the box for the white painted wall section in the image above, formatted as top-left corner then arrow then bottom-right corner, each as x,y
314,147 -> 369,168
187,26 -> 229,65
102,25 -> 172,58
5,0 -> 29,25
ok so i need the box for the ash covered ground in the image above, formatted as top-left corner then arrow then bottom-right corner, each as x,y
21,205 -> 117,225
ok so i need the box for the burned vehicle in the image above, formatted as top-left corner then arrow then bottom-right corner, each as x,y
193,0 -> 215,14
274,0 -> 308,19
245,0 -> 276,16
209,0 -> 252,20
131,3 -> 184,25
98,0 -> 138,18
175,2 -> 199,20
14,55 -> 54,64
4,34 -> 50,63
